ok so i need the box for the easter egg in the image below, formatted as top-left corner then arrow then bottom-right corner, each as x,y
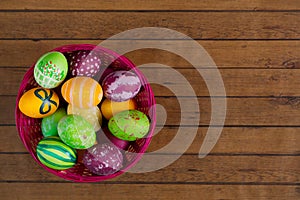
41,108 -> 67,137
61,77 -> 103,108
36,136 -> 77,170
18,87 -> 59,118
108,110 -> 150,141
83,143 -> 123,175
101,98 -> 136,120
34,52 -> 68,88
67,104 -> 102,131
102,70 -> 141,102
65,50 -> 101,77
58,114 -> 96,149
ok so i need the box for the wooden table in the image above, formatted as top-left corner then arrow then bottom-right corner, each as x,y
1,1 -> 299,199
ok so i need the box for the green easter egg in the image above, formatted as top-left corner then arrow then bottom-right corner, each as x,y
34,51 -> 68,88
36,136 -> 77,170
58,115 -> 96,149
108,110 -> 150,141
41,108 -> 67,137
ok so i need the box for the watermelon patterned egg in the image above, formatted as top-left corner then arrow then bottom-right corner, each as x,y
36,136 -> 77,170
65,50 -> 101,77
61,77 -> 103,108
102,70 -> 141,102
34,52 -> 68,89
108,110 -> 150,141
58,115 -> 96,149
18,87 -> 59,118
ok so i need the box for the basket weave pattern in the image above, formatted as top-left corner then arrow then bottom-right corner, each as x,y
15,44 -> 156,182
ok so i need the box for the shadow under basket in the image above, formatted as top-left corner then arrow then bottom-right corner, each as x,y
15,44 -> 156,182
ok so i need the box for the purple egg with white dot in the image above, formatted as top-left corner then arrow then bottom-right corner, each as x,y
65,50 -> 101,77
102,70 -> 141,102
83,143 -> 123,176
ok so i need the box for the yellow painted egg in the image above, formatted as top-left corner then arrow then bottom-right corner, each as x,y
101,98 -> 137,120
18,87 -> 59,118
61,77 -> 103,108
67,104 -> 102,131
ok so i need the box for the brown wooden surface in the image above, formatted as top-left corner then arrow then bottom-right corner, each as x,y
2,184 -> 299,200
2,126 -> 300,154
1,40 -> 299,68
2,154 -> 300,183
1,0 -> 299,11
0,12 -> 299,39
3,67 -> 300,96
1,1 -> 299,200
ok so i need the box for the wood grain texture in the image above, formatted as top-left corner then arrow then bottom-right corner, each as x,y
1,154 -> 299,183
0,40 -> 300,69
7,96 -> 300,126
1,40 -> 299,69
0,12 -> 299,39
2,183 -> 300,200
2,126 -> 300,154
1,0 -> 299,11
3,67 -> 300,96
0,183 -> 299,200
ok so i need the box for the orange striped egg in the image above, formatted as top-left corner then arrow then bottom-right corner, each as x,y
61,77 -> 103,108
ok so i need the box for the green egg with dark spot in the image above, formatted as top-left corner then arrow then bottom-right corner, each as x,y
108,110 -> 150,141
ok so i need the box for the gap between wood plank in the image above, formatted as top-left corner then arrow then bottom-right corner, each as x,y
1,38 -> 299,41
0,180 -> 299,186
1,152 -> 299,156
1,10 -> 300,12
2,66 -> 300,70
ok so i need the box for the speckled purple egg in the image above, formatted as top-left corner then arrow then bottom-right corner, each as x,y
102,70 -> 141,102
65,50 -> 101,77
83,143 -> 123,175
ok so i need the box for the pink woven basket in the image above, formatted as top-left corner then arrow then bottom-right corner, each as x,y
15,44 -> 156,182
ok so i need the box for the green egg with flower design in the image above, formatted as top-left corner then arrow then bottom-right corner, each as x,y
34,52 -> 68,89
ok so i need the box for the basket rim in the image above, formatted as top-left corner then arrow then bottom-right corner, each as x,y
15,44 -> 156,182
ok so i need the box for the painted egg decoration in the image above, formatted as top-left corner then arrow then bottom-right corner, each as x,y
34,52 -> 68,88
83,143 -> 123,175
67,104 -> 102,131
102,70 -> 141,102
108,110 -> 150,141
58,114 -> 96,149
18,87 -> 59,118
65,50 -> 101,77
41,108 -> 67,137
101,98 -> 137,120
61,77 -> 103,108
36,136 -> 77,170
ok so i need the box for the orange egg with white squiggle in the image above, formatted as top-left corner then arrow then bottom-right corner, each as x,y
61,77 -> 103,108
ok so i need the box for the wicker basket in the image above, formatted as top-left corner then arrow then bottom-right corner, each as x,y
15,44 -> 156,182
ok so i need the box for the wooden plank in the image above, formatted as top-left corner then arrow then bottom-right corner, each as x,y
7,96 -> 300,126
3,67 -> 300,96
1,40 -> 299,69
0,12 -> 299,39
3,126 -> 300,154
2,183 -> 299,200
1,154 -> 299,183
1,0 -> 299,11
